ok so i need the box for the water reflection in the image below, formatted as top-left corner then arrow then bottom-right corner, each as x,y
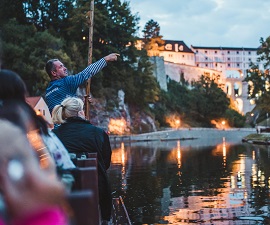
108,138 -> 270,224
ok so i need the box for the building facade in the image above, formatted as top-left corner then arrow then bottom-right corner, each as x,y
190,46 -> 264,114
26,96 -> 53,127
137,39 -> 264,114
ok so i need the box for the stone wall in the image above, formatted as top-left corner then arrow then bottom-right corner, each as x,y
149,56 -> 167,91
150,57 -> 254,114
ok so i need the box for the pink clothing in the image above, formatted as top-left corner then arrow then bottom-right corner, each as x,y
10,207 -> 68,225
0,218 -> 5,225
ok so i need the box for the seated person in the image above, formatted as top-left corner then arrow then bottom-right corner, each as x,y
0,69 -> 76,187
0,119 -> 68,225
52,97 -> 112,222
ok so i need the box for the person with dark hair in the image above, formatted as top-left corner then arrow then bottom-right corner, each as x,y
0,100 -> 75,174
0,69 -> 28,101
0,69 -> 76,175
45,53 -> 119,113
52,97 -> 112,222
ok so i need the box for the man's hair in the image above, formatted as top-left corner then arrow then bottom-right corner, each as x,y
45,59 -> 59,76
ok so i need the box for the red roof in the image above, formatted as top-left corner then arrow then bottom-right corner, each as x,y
25,96 -> 42,108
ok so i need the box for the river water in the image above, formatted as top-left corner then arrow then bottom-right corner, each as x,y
107,134 -> 270,225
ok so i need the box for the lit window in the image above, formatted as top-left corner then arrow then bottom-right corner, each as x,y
165,44 -> 172,50
179,45 -> 184,51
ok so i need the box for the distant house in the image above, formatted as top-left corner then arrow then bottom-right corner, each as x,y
26,96 -> 53,127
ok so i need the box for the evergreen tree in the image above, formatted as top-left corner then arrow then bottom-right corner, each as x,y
142,19 -> 160,39
142,19 -> 164,56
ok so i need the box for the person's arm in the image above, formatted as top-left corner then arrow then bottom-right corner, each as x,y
65,53 -> 120,90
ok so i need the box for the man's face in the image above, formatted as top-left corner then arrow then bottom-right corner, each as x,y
52,60 -> 68,79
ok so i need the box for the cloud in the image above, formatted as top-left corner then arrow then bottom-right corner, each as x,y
129,0 -> 270,47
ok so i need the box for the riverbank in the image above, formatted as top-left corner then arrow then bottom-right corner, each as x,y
109,128 -> 256,147
242,133 -> 270,145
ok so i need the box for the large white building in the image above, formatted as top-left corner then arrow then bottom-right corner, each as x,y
190,46 -> 262,76
190,45 -> 264,114
149,39 -> 265,114
136,39 -> 265,114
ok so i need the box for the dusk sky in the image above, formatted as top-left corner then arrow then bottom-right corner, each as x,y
129,0 -> 270,48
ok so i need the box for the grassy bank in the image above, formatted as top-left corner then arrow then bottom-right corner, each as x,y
242,133 -> 270,144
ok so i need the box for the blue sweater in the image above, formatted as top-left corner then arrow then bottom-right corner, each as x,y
45,58 -> 107,113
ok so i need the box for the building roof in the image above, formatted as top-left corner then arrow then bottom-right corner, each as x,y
26,96 -> 42,108
191,45 -> 259,51
164,40 -> 194,53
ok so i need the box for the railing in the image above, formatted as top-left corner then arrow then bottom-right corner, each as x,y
67,153 -> 101,225
67,153 -> 131,225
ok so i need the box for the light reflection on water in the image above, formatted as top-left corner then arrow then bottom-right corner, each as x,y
108,138 -> 270,224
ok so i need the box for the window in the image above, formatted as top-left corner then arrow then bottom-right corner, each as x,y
248,51 -> 251,55
215,50 -> 217,54
43,110 -> 45,116
205,50 -> 208,53
215,63 -> 218,67
196,50 -> 198,53
206,64 -> 208,67
227,51 -> 230,54
182,55 -> 185,58
236,51 -> 239,54
228,63 -> 231,67
248,58 -> 251,61
237,63 -> 240,67
228,57 -> 230,61
197,64 -> 199,67
205,57 -> 208,60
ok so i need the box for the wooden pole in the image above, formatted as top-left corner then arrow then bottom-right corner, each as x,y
85,0 -> 94,120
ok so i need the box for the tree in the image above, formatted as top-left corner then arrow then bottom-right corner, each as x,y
125,51 -> 160,108
189,75 -> 230,125
244,36 -> 270,112
22,0 -> 75,32
1,19 -> 71,96
142,19 -> 160,39
142,19 -> 164,56
0,0 -> 26,25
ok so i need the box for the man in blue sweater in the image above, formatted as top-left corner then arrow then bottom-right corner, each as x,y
45,53 -> 119,113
